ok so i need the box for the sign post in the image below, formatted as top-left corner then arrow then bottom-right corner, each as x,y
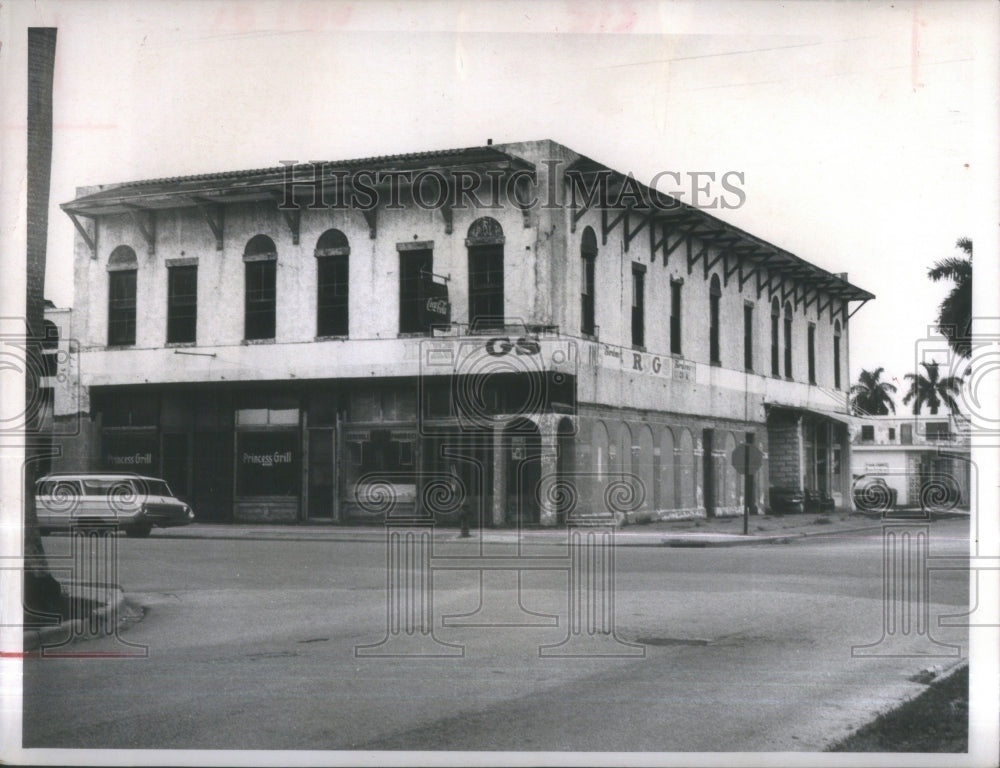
731,442 -> 763,535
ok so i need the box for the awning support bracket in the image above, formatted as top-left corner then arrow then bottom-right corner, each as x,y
67,212 -> 97,259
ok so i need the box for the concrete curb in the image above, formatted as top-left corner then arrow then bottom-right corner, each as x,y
23,583 -> 127,653
133,520 -> 906,548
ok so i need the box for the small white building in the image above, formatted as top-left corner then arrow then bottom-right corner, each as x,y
849,413 -> 971,509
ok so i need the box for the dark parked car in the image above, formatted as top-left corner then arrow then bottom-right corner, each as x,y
853,475 -> 898,513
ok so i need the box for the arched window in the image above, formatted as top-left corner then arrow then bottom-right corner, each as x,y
244,235 -> 277,341
833,319 -> 842,389
709,274 -> 721,364
770,297 -> 780,376
783,301 -> 793,378
315,229 -> 349,337
466,217 -> 505,332
581,226 -> 597,336
107,245 -> 138,346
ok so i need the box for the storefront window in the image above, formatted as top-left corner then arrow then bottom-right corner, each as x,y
236,431 -> 300,497
102,431 -> 159,472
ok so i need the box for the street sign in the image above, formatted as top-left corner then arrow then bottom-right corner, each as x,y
731,443 -> 762,475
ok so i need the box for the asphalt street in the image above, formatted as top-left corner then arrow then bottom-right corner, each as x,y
21,518 -> 970,753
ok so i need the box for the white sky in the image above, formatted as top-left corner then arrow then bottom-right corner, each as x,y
6,0 -> 998,410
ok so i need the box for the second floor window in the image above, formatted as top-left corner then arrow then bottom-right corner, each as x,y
316,229 -> 350,337
631,264 -> 645,348
709,274 -> 721,364
670,279 -> 682,354
770,298 -> 780,376
581,226 -> 596,336
399,249 -> 433,335
807,323 -> 816,384
467,217 -> 505,332
108,270 -> 137,346
167,265 -> 197,344
783,301 -> 793,378
107,244 -> 138,346
744,303 -> 753,371
833,320 -> 842,389
244,235 -> 277,341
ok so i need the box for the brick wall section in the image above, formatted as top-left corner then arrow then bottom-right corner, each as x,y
766,411 -> 801,490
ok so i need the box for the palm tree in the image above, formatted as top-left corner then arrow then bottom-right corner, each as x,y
928,238 -> 972,359
902,360 -> 963,415
849,367 -> 897,415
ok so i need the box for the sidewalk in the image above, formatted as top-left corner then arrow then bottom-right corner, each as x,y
147,509 -> 967,547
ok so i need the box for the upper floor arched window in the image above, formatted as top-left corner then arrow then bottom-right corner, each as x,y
770,297 -> 780,376
833,319 -> 842,389
467,217 -> 504,332
783,301 -> 793,378
107,245 -> 138,346
581,226 -> 597,336
315,229 -> 350,337
244,235 -> 277,340
709,274 -> 722,364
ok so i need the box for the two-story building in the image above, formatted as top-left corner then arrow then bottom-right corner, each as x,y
850,413 -> 972,509
53,139 -> 873,525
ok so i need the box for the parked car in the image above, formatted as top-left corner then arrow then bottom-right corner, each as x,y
35,473 -> 195,537
852,475 -> 898,513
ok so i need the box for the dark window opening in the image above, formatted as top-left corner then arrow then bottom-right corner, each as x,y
709,275 -> 721,364
833,320 -> 842,389
631,264 -> 645,348
108,270 -> 137,346
245,260 -> 276,340
167,265 -> 197,344
670,280 -> 682,355
400,249 -> 433,334
469,244 -> 504,331
888,427 -> 896,441
925,421 -> 951,441
783,302 -> 793,379
581,227 -> 597,337
861,425 -> 874,441
807,323 -> 816,384
744,303 -> 753,371
317,255 -> 349,336
770,298 -> 780,376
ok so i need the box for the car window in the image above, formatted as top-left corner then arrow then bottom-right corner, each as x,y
82,479 -> 135,496
38,479 -> 81,497
141,480 -> 173,497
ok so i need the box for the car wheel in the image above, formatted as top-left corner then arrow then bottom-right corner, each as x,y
125,523 -> 152,538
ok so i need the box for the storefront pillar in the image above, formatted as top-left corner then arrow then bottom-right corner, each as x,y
538,415 -> 559,527
491,426 -> 506,527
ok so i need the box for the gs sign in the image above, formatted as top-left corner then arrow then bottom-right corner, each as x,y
485,336 -> 541,356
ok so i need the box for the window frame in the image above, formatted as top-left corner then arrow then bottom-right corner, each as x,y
166,264 -> 198,344
709,274 -> 721,365
108,269 -> 137,346
399,248 -> 433,335
670,279 -> 682,355
783,301 -> 793,379
807,322 -> 816,384
631,263 -> 646,349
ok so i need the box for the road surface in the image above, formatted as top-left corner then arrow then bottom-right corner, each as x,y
22,518 -> 970,752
